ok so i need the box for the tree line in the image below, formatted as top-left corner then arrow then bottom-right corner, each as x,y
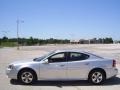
0,36 -> 70,46
0,36 -> 114,47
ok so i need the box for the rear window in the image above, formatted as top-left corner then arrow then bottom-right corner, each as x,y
69,52 -> 89,61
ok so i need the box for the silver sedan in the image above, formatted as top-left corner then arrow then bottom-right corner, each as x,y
6,50 -> 118,85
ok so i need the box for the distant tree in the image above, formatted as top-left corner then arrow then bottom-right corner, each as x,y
33,38 -> 39,45
103,37 -> 113,44
18,38 -> 26,45
2,36 -> 9,42
0,38 -> 1,45
8,38 -> 17,42
26,37 -> 34,45
39,39 -> 45,45
98,38 -> 104,44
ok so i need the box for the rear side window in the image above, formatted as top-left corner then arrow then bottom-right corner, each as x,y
69,52 -> 89,61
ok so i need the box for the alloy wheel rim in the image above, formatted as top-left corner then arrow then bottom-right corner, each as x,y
21,72 -> 33,83
92,72 -> 103,83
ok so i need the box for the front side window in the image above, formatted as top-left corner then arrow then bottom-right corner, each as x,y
69,52 -> 89,61
48,52 -> 66,63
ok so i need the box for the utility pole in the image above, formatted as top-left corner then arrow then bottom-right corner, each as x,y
16,19 -> 24,50
88,39 -> 90,44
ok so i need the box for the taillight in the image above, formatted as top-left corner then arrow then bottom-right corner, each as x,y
113,60 -> 116,67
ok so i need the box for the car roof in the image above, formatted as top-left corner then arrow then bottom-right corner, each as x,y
54,49 -> 87,53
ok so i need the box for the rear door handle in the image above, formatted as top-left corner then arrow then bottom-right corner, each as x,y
85,63 -> 89,65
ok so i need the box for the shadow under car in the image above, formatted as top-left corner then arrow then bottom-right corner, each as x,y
10,77 -> 120,87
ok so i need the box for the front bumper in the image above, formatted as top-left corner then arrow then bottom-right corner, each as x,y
6,68 -> 18,79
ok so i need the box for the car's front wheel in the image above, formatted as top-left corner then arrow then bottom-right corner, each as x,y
88,70 -> 106,84
18,69 -> 37,84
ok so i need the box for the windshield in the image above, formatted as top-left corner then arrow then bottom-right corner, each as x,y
33,50 -> 55,61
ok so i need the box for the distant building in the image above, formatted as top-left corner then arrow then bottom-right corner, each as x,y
90,38 -> 97,44
71,39 -> 90,44
79,39 -> 89,44
70,38 -> 113,44
70,40 -> 80,44
113,40 -> 120,44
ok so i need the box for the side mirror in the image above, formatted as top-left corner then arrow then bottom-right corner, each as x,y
33,58 -> 38,61
43,59 -> 49,64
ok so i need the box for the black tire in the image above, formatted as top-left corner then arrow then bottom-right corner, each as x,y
88,70 -> 106,85
18,69 -> 37,85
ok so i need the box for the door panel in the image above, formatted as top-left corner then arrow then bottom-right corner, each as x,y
67,52 -> 90,80
67,61 -> 89,79
40,62 -> 67,80
39,52 -> 67,80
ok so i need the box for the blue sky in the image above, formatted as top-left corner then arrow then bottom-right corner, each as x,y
0,0 -> 120,40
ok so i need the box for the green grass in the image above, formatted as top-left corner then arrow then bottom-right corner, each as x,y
0,46 -> 3,48
0,42 -> 17,47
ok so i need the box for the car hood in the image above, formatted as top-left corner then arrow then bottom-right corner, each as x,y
10,59 -> 37,65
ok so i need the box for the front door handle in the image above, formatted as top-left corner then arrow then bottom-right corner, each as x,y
60,65 -> 65,67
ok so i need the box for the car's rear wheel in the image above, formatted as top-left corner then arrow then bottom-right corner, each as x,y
88,70 -> 105,84
18,70 -> 37,84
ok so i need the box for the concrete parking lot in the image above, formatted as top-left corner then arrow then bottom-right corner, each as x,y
0,44 -> 120,90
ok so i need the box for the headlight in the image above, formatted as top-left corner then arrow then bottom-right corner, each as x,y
8,64 -> 14,69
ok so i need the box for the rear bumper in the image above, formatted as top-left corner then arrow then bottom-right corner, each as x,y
105,68 -> 118,79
